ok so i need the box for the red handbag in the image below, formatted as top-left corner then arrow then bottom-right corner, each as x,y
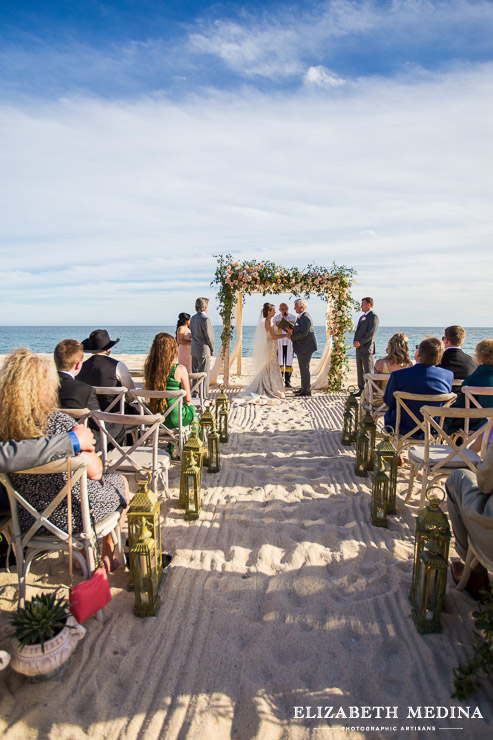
67,458 -> 112,623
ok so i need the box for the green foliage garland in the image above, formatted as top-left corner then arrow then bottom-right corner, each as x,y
211,255 -> 357,391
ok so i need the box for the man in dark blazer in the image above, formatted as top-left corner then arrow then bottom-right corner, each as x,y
286,298 -> 317,396
383,337 -> 454,437
439,325 -> 476,379
190,297 -> 215,399
54,339 -> 125,449
353,297 -> 379,395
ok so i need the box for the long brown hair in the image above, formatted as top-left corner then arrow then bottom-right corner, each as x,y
0,348 -> 59,441
143,333 -> 178,412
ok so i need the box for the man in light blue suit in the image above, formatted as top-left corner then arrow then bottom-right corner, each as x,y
383,337 -> 454,437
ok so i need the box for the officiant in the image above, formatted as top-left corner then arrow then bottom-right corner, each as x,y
274,302 -> 296,388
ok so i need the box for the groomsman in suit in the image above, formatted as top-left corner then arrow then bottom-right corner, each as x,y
54,339 -> 125,449
286,298 -> 317,396
353,297 -> 379,395
439,325 -> 477,379
190,297 -> 215,399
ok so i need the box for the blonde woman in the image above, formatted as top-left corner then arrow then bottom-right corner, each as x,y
375,333 -> 412,375
0,348 -> 128,572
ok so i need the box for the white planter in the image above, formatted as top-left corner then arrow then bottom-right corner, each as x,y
0,650 -> 11,671
10,615 -> 86,678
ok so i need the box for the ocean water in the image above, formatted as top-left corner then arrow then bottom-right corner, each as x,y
0,326 -> 491,361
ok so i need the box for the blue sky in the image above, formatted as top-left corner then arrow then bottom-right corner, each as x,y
1,0 -> 492,326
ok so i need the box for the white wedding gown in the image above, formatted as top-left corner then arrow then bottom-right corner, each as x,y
237,318 -> 286,403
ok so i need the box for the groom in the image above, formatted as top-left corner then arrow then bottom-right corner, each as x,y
286,298 -> 317,396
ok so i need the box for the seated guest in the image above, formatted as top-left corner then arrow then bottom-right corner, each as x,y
144,333 -> 198,453
54,339 -> 125,449
77,329 -> 136,412
375,333 -> 413,374
383,337 -> 454,437
0,348 -> 128,572
446,438 -> 493,599
445,339 -> 493,435
439,325 -> 477,379
176,312 -> 192,375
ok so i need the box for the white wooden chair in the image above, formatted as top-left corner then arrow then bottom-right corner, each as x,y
130,389 -> 192,454
94,386 -> 128,413
392,391 -> 456,456
189,372 -> 207,413
91,411 -> 171,496
462,386 -> 493,435
55,407 -> 91,425
456,535 -> 493,592
0,455 -> 123,607
362,372 -> 389,421
406,407 -> 493,507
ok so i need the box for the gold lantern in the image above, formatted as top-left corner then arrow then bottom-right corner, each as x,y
411,487 -> 451,605
131,518 -> 161,617
216,385 -> 229,443
375,426 -> 398,515
370,455 -> 389,527
347,386 -> 359,442
341,394 -> 354,446
183,453 -> 202,520
199,405 -> 215,444
412,537 -> 448,633
354,424 -> 369,477
127,470 -> 163,590
215,384 -> 229,419
178,425 -> 204,508
207,422 -> 220,474
360,410 -> 377,471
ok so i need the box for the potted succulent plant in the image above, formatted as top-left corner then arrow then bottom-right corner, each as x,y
9,592 -> 86,679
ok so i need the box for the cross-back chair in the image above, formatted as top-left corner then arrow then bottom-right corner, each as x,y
130,389 -> 191,454
0,455 -> 123,607
189,372 -> 207,413
406,407 -> 493,507
392,391 -> 456,456
55,407 -> 91,425
362,372 -> 389,422
91,411 -> 170,496
456,535 -> 493,592
94,386 -> 128,413
462,386 -> 493,435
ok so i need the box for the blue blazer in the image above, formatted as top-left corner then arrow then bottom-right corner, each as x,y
383,363 -> 454,437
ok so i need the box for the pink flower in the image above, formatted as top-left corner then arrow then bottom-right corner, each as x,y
235,261 -> 240,267
277,279 -> 281,283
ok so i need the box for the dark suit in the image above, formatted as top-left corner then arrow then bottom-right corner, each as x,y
439,347 -> 477,380
383,363 -> 454,437
353,310 -> 379,391
57,372 -> 125,449
291,312 -> 317,393
190,312 -> 215,398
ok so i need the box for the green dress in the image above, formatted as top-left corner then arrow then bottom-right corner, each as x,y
159,364 -> 198,429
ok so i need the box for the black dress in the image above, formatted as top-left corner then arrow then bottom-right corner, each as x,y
11,411 -> 126,535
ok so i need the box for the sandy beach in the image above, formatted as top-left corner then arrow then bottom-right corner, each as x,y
0,357 -> 491,739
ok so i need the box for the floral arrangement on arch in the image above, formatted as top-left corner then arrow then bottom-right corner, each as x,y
211,255 -> 357,392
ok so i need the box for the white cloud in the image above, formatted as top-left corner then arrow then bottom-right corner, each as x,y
1,62 -> 492,325
304,66 -> 345,87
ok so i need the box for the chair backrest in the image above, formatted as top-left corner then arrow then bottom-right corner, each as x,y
393,391 -> 456,450
461,386 -> 493,434
363,373 -> 389,418
130,389 -> 187,449
189,372 -> 207,410
55,407 -> 91,425
420,406 -> 493,472
0,455 -> 91,548
91,410 -> 164,480
94,386 -> 128,413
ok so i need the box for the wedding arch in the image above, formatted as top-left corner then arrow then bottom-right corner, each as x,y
210,255 -> 357,392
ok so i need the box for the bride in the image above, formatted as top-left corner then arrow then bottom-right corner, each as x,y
239,302 -> 286,402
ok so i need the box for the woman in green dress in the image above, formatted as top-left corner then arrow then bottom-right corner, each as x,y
144,332 -> 198,431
